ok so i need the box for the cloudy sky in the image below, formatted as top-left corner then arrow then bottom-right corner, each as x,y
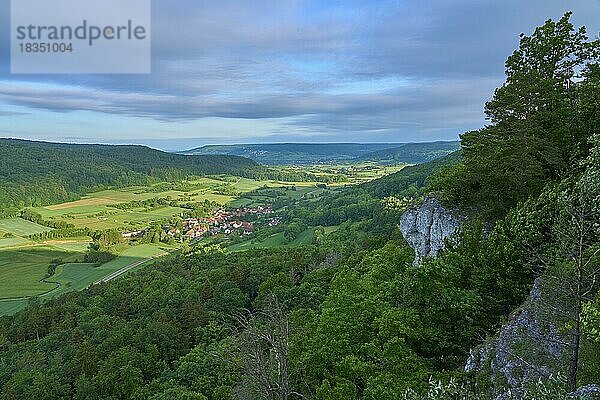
1,0 -> 599,151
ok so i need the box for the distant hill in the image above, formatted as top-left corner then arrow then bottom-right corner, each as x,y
182,142 -> 460,165
182,143 -> 401,165
356,141 -> 461,164
0,139 -> 269,212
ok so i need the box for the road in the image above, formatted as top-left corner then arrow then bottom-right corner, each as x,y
93,255 -> 161,285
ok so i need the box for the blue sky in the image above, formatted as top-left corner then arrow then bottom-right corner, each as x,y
1,0 -> 600,151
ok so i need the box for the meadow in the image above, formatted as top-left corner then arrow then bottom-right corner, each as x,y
0,246 -> 84,299
28,177 -> 292,231
0,243 -> 170,316
227,228 -> 316,252
49,243 -> 170,293
276,163 -> 407,184
0,218 -> 54,236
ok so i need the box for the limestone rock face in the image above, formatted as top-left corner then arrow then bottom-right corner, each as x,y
573,385 -> 600,399
465,279 -> 569,399
399,196 -> 464,265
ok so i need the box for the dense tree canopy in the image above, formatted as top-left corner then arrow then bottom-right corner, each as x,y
431,13 -> 600,218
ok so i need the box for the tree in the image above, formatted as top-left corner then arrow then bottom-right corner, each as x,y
26,298 -> 44,341
485,12 -> 598,156
215,294 -> 303,400
532,136 -> 600,391
74,338 -> 98,379
151,387 -> 208,400
2,371 -> 69,400
457,13 -> 600,217
554,187 -> 599,391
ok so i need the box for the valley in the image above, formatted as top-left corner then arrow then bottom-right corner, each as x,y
0,161 -> 405,316
1,9 -> 599,400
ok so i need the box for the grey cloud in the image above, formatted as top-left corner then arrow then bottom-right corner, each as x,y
0,110 -> 28,116
1,0 -> 600,143
0,81 -> 409,120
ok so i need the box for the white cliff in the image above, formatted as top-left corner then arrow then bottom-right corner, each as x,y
399,196 -> 464,265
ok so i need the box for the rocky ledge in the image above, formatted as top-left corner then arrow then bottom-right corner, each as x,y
399,196 -> 465,265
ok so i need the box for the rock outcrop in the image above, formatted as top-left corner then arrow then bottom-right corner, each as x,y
399,196 -> 464,265
573,384 -> 600,399
465,279 -> 570,399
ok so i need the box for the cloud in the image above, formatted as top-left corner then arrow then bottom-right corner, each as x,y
0,0 -> 599,144
0,110 -> 29,116
0,76 -> 492,126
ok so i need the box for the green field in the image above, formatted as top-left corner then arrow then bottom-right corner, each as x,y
25,176 -> 328,232
0,246 -> 84,299
323,225 -> 341,235
28,178 -> 251,231
0,243 -> 170,316
234,185 -> 335,208
228,233 -> 286,251
0,218 -> 54,236
0,236 -> 32,249
289,228 -> 316,245
46,240 -> 91,252
51,244 -> 170,293
51,263 -> 99,291
97,244 -> 170,271
228,228 -> 315,252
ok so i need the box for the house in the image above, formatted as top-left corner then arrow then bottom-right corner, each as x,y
122,230 -> 144,238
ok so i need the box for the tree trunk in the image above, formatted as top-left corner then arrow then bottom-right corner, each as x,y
567,314 -> 580,392
568,263 -> 583,392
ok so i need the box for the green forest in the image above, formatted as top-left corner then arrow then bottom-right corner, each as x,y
0,139 -> 341,215
1,13 -> 600,400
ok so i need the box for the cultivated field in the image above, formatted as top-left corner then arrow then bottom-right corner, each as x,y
25,176 -> 337,232
27,177 -> 267,231
0,243 -> 170,316
0,246 -> 84,299
0,218 -> 54,236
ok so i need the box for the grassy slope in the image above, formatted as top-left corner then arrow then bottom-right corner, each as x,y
0,243 -> 170,316
228,228 -> 315,252
0,218 -> 54,236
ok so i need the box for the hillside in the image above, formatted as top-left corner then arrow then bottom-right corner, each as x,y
356,141 -> 460,164
182,143 -> 402,164
283,151 -> 463,227
0,139 -> 269,212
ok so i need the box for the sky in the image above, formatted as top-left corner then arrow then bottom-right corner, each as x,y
0,0 -> 599,152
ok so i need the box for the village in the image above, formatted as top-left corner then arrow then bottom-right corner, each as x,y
164,205 -> 281,240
